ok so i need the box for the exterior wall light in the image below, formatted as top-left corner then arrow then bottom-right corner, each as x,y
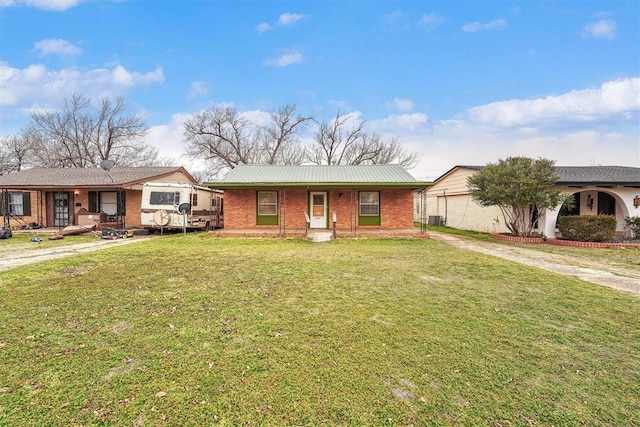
634,196 -> 640,208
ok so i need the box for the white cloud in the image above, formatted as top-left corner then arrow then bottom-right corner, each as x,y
369,113 -> 428,136
187,81 -> 212,99
582,19 -> 617,40
147,112 -> 191,163
467,77 -> 640,128
279,12 -> 304,26
264,51 -> 303,67
111,65 -> 164,87
392,117 -> 639,181
0,0 -> 80,10
255,22 -> 271,33
388,97 -> 414,112
365,78 -> 640,180
34,38 -> 82,57
462,19 -> 507,33
257,12 -> 306,33
419,12 -> 445,29
0,62 -> 164,115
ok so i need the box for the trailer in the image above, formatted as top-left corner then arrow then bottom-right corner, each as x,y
140,182 -> 223,233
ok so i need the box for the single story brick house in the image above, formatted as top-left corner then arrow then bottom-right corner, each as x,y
208,164 -> 428,238
0,166 -> 197,230
422,165 -> 640,238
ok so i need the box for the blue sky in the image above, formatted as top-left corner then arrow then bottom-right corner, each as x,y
1,0 -> 638,180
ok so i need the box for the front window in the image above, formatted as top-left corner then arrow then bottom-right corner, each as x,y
100,192 -> 118,215
359,191 -> 380,226
2,192 -> 31,216
258,191 -> 278,216
8,192 -> 25,215
257,191 -> 278,225
359,191 -> 379,216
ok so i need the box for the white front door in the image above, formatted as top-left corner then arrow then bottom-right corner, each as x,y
310,192 -> 327,228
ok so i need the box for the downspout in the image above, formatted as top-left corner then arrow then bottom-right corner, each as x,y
443,190 -> 448,226
419,188 -> 427,233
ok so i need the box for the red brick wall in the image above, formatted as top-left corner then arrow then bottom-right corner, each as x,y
223,188 -> 415,231
124,190 -> 142,227
380,188 -> 414,229
5,191 -> 41,229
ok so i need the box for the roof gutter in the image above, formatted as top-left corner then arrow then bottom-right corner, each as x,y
204,182 -> 432,190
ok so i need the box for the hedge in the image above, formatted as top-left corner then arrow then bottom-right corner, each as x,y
557,215 -> 616,242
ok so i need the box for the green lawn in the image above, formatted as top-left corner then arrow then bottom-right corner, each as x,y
1,235 -> 638,426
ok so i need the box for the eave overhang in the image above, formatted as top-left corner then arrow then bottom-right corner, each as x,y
205,182 -> 432,190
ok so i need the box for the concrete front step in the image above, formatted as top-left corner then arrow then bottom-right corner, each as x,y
307,231 -> 334,242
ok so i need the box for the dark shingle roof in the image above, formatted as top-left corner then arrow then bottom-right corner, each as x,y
0,167 -> 191,189
555,166 -> 640,185
441,165 -> 640,185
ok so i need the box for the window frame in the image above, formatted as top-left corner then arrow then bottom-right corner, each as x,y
4,192 -> 31,216
358,191 -> 380,226
256,191 -> 278,225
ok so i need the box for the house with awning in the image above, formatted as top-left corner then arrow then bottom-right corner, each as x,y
424,165 -> 640,238
0,166 -> 197,230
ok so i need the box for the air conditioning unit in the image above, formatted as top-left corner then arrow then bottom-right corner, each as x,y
428,215 -> 444,226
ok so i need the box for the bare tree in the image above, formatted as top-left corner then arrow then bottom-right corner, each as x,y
352,133 -> 420,168
183,104 -> 313,176
183,106 -> 260,176
260,104 -> 313,165
0,131 -> 35,175
307,111 -> 364,166
27,94 -> 157,167
308,111 -> 420,168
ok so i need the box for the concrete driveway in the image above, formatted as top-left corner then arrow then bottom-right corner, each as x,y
0,237 -> 151,272
428,231 -> 640,298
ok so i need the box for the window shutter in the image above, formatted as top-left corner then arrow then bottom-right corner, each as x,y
22,192 -> 31,216
88,191 -> 98,212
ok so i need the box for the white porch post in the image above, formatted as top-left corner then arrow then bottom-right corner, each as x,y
543,205 -> 561,239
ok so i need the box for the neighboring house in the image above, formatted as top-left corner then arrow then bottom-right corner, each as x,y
0,167 -> 197,230
423,165 -> 640,237
208,164 -> 428,238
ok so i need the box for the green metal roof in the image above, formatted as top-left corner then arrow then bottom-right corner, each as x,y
207,164 -> 429,189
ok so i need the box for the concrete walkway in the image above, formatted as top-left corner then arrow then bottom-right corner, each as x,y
428,231 -> 640,298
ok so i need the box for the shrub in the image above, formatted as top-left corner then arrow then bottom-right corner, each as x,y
557,215 -> 616,242
624,216 -> 640,238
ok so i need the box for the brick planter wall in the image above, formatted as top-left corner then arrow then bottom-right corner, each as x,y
492,233 -> 640,248
547,239 -> 640,249
492,234 -> 546,244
